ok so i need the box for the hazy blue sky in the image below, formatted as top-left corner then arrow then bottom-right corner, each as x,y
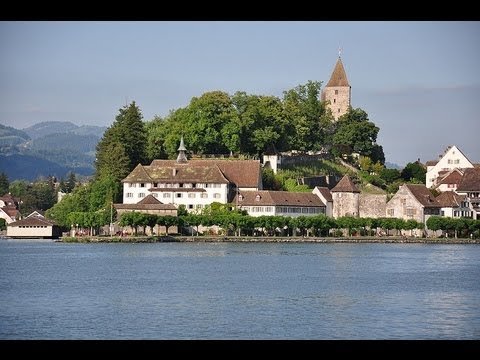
1,21 -> 479,166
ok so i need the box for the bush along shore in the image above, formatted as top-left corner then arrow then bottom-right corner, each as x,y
58,236 -> 480,244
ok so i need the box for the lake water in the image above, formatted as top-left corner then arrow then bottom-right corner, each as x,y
0,239 -> 479,339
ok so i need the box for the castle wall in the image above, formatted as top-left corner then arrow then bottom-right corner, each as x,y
359,194 -> 387,218
332,192 -> 359,218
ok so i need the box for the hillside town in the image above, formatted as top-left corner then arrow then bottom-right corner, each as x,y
1,57 -> 479,239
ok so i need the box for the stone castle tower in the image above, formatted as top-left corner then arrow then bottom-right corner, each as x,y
321,55 -> 351,120
331,175 -> 360,218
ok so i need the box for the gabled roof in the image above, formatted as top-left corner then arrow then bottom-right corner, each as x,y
9,216 -> 56,227
435,191 -> 465,207
0,193 -> 20,207
457,168 -> 480,192
314,187 -> 333,202
331,175 -> 360,193
137,194 -> 163,205
125,159 -> 261,188
426,145 -> 473,169
405,184 -> 442,208
233,190 -> 325,207
425,160 -> 438,167
436,168 -> 464,185
325,57 -> 350,87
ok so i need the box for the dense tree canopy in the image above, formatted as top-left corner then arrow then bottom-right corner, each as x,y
0,172 -> 9,195
401,161 -> 426,183
95,102 -> 146,180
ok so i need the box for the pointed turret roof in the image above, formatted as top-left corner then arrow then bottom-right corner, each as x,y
178,136 -> 186,151
176,136 -> 188,163
331,175 -> 360,193
326,57 -> 350,87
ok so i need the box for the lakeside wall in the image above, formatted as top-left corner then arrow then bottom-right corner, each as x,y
56,236 -> 480,244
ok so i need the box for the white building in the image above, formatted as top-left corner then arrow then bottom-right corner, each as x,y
435,191 -> 471,218
455,168 -> 480,219
434,168 -> 464,193
425,145 -> 474,188
121,138 -> 262,212
232,190 -> 326,217
312,187 -> 333,217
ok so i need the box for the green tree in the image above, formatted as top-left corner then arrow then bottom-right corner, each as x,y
401,162 -> 426,183
95,101 -> 147,179
380,168 -> 401,184
332,108 -> 384,163
0,172 -> 9,195
0,218 -> 6,231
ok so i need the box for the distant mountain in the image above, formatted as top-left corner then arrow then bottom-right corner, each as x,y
385,161 -> 402,170
0,154 -> 93,181
0,124 -> 31,147
23,121 -> 78,140
0,121 -> 106,181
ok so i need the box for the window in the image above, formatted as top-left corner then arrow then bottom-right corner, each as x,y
454,210 -> 459,217
448,159 -> 452,164
188,204 -> 194,209
188,193 -> 196,198
213,184 -> 221,188
255,194 -> 261,201
140,183 -> 145,188
129,183 -> 136,188
238,194 -> 244,201
333,98 -> 336,103
176,193 -> 182,198
213,193 -> 221,199
302,208 -> 309,213
201,193 -> 208,199
138,193 -> 145,198
406,208 -> 414,216
454,159 -> 460,164
179,183 -> 184,188
401,198 -> 406,205
387,209 -> 394,216
265,207 -> 272,212
126,193 -> 133,198
153,182 -> 158,187
338,108 -> 340,113
441,210 -> 445,216
335,90 -> 338,95
163,193 -> 171,198
196,204 -> 203,209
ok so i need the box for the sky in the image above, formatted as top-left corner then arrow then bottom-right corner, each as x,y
1,21 -> 479,167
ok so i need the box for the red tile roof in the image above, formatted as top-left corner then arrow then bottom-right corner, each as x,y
436,169 -> 464,185
405,184 -> 442,208
457,168 -> 480,192
331,175 -> 360,193
314,187 -> 333,202
233,190 -> 325,207
124,159 -> 261,188
114,196 -> 177,211
9,216 -> 56,227
435,191 -> 465,207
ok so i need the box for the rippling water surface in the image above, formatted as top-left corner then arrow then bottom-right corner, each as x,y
0,240 -> 479,339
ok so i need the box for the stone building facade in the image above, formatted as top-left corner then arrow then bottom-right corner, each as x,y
331,175 -> 360,218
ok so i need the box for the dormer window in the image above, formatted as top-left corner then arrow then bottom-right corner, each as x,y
238,194 -> 244,201
255,194 -> 261,201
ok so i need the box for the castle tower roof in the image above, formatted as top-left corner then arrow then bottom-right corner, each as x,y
325,57 -> 350,87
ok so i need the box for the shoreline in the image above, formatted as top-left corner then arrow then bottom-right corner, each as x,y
53,236 -> 480,244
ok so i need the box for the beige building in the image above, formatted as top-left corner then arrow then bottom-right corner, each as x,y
386,184 -> 441,223
321,56 -> 351,120
455,168 -> 480,219
7,212 -> 61,239
114,194 -> 178,235
233,190 -> 325,217
436,191 -> 470,218
312,187 -> 333,217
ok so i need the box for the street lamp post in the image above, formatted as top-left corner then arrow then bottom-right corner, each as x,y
110,201 -> 113,237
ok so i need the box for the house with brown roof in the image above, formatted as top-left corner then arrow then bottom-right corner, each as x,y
425,145 -> 474,188
386,184 -> 441,223
435,191 -> 470,218
312,186 -> 333,217
0,193 -> 22,224
7,211 -> 61,239
121,138 -> 262,213
434,168 -> 464,192
114,194 -> 178,235
232,190 -> 325,217
455,168 -> 480,219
